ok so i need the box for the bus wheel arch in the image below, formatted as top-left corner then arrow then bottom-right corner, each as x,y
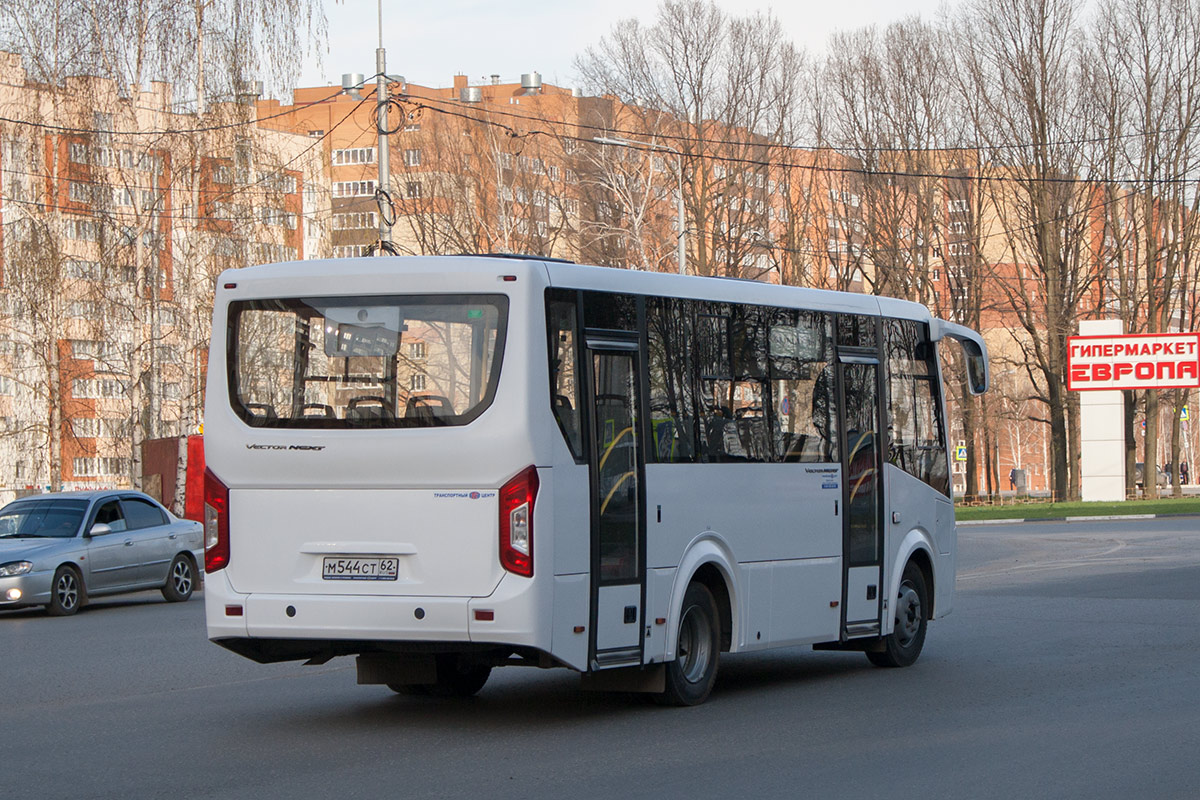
689,562 -> 732,652
669,535 -> 738,657
905,547 -> 934,619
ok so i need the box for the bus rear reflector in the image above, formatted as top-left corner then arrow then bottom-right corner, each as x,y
499,466 -> 539,578
204,467 -> 230,573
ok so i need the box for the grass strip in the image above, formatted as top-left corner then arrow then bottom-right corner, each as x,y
954,497 -> 1200,522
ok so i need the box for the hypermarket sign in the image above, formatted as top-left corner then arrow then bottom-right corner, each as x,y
1067,332 -> 1200,391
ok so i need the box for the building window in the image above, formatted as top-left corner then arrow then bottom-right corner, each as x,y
67,301 -> 102,320
332,147 -> 376,166
260,207 -> 297,229
410,374 -> 426,391
73,457 -> 130,477
72,378 -> 125,399
403,149 -> 421,167
406,181 -> 422,199
333,180 -> 377,198
65,260 -> 102,281
408,341 -> 426,360
64,217 -> 100,241
333,212 -> 379,230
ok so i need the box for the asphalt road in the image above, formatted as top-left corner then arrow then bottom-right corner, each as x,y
3,517 -> 1198,800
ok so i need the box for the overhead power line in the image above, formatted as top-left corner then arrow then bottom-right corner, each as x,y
405,91 -> 1195,158
395,95 -> 1200,188
0,95 -> 372,227
0,81 -> 373,137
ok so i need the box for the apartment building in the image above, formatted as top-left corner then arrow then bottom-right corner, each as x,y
0,51 -> 329,501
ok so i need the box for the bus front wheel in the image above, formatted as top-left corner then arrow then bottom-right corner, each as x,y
868,562 -> 928,668
657,582 -> 720,706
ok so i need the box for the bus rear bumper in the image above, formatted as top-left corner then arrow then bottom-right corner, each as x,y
204,570 -> 547,659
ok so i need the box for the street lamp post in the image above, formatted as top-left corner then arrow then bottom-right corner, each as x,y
593,136 -> 686,275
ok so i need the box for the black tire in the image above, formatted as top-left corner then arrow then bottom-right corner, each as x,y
867,562 -> 928,668
46,566 -> 84,616
387,683 -> 431,696
427,655 -> 492,697
390,656 -> 491,698
161,554 -> 196,602
656,582 -> 721,706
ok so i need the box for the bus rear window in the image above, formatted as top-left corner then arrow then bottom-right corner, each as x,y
228,294 -> 508,428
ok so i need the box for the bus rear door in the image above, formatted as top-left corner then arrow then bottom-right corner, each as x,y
839,357 -> 885,637
584,335 -> 646,669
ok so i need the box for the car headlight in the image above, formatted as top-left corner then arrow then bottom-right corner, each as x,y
0,561 -> 33,577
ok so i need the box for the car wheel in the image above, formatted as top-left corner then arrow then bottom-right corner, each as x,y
655,582 -> 721,706
161,555 -> 195,602
46,566 -> 84,616
867,562 -> 928,668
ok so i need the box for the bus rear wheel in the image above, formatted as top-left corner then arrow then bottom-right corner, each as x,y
656,582 -> 720,706
867,562 -> 928,668
388,655 -> 492,698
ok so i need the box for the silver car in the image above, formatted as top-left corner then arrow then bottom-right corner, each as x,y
0,491 -> 204,616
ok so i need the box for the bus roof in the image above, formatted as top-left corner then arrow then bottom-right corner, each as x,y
221,255 -> 935,324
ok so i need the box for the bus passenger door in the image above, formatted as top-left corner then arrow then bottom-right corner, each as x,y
585,339 -> 645,669
839,360 -> 884,637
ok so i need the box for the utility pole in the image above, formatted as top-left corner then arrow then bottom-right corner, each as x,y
375,1 -> 392,255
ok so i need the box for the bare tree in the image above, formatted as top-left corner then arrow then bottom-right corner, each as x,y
1087,0 -> 1200,497
950,0 -> 1098,501
577,0 -> 802,278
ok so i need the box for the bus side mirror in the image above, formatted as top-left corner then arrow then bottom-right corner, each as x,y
959,340 -> 988,395
933,320 -> 989,395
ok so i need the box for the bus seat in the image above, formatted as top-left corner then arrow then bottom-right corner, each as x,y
347,396 -> 394,421
244,402 -> 277,421
302,403 -> 335,419
405,394 -> 453,420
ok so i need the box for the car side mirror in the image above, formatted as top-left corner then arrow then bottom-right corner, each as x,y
88,522 -> 112,537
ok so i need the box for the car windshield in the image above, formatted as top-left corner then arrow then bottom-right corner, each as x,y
0,499 -> 88,538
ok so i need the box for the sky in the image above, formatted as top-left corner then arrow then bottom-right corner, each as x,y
297,0 -> 954,92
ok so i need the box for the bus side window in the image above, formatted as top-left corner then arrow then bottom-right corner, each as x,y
647,297 -> 699,463
547,291 -> 584,460
884,318 -> 949,496
770,311 -> 837,463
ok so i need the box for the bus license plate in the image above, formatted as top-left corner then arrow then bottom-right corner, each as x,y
322,557 -> 400,581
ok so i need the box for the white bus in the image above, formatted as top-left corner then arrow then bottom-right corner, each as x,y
203,255 -> 988,705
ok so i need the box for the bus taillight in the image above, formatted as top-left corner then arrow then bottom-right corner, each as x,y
204,467 -> 230,573
499,466 -> 539,578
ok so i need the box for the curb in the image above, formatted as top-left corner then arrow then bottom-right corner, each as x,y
957,512 -> 1196,526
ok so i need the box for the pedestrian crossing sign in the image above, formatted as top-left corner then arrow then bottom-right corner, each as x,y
955,446 -> 967,461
